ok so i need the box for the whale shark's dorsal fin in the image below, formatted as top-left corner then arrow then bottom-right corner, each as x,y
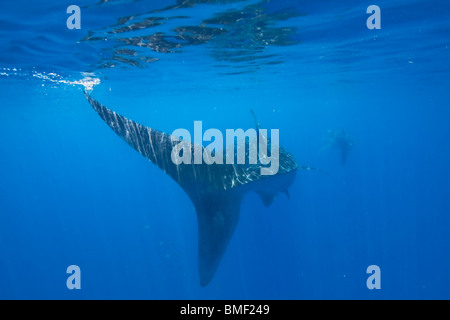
250,109 -> 261,131
250,109 -> 268,148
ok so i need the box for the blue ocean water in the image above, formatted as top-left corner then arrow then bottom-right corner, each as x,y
0,0 -> 449,299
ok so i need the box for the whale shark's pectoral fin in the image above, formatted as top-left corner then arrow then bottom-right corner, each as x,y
256,191 -> 275,207
256,189 -> 290,207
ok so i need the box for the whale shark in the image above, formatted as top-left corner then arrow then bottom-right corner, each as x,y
85,94 -> 314,286
322,130 -> 353,165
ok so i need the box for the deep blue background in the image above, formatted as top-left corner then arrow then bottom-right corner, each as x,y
0,0 -> 449,299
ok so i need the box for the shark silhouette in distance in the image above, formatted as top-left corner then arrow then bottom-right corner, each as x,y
322,130 -> 353,165
85,93 -> 319,286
